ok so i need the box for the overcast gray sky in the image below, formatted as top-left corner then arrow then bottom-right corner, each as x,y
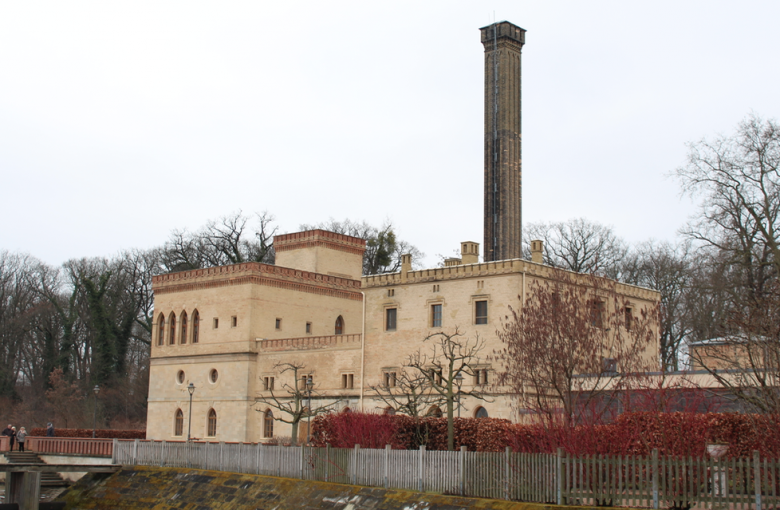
2,1 -> 779,268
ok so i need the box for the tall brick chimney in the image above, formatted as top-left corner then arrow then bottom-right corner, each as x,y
481,21 -> 526,262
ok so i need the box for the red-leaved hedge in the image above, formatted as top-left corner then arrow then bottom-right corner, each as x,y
311,412 -> 780,457
29,428 -> 145,439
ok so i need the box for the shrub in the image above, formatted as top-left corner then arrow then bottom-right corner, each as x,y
312,411 -> 780,457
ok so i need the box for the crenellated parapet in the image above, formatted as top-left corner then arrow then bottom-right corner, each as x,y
362,257 -> 659,301
152,261 -> 362,300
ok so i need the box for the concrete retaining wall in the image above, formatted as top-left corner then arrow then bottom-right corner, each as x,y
56,465 -> 615,510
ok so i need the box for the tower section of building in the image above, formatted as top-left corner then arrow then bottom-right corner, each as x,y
481,21 -> 526,262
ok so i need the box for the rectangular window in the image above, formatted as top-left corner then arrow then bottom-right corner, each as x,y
342,374 -> 354,389
275,318 -> 282,330
431,304 -> 442,327
385,308 -> 397,331
231,316 -> 237,328
384,371 -> 397,388
432,284 -> 440,292
625,307 -> 633,331
263,376 -> 275,391
430,368 -> 442,386
602,357 -> 617,374
300,375 -> 313,390
475,301 -> 488,325
474,369 -> 489,385
306,322 -> 312,334
213,318 -> 219,329
591,301 -> 605,328
387,289 -> 394,297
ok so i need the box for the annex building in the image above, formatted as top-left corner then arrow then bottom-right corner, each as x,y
145,21 -> 661,442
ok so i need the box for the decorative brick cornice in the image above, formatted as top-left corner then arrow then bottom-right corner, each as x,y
154,274 -> 363,301
152,262 -> 362,300
153,262 -> 360,287
259,334 -> 361,352
274,230 -> 366,256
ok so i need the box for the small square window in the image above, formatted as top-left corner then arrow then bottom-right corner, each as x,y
300,375 -> 313,390
275,318 -> 282,330
231,316 -> 237,328
431,304 -> 442,328
602,357 -> 617,374
213,318 -> 219,329
306,322 -> 312,334
432,284 -> 440,292
385,308 -> 397,331
474,369 -> 489,385
383,371 -> 397,387
263,376 -> 275,391
342,374 -> 354,389
475,301 -> 488,325
387,289 -> 395,297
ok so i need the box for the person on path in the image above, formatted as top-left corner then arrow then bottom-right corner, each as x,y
46,422 -> 55,437
1,424 -> 12,450
9,426 -> 15,451
16,427 -> 26,452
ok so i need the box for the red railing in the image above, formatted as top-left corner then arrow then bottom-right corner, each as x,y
25,437 -> 113,457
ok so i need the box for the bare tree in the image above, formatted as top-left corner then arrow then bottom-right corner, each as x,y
255,362 -> 338,445
406,329 -> 489,451
622,240 -> 695,371
523,218 -> 628,279
674,114 -> 780,413
676,114 -> 780,284
300,218 -> 424,275
162,211 -> 277,272
497,268 -> 658,427
368,367 -> 446,417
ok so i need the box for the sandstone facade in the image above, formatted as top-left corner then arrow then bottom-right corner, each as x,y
146,229 -> 660,443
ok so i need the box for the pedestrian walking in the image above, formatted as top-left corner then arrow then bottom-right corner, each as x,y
46,422 -> 55,437
16,427 -> 26,452
9,426 -> 15,451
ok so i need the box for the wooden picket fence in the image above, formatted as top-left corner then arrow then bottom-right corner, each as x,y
111,439 -> 779,509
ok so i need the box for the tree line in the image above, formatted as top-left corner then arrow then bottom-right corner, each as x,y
0,213 -> 421,429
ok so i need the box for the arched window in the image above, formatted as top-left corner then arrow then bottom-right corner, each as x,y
192,310 -> 200,344
426,406 -> 443,418
207,409 -> 217,437
263,409 -> 274,438
474,406 -> 489,419
335,316 -> 344,335
342,407 -> 352,413
180,311 -> 188,344
157,313 -> 165,346
169,312 -> 176,346
174,409 -> 183,436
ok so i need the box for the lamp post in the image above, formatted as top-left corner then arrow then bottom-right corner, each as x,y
454,373 -> 464,419
92,385 -> 100,438
305,376 -> 313,445
187,383 -> 195,442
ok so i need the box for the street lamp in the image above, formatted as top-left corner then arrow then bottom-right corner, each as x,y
187,383 -> 195,442
305,376 -> 313,445
454,373 -> 464,419
92,385 -> 100,438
